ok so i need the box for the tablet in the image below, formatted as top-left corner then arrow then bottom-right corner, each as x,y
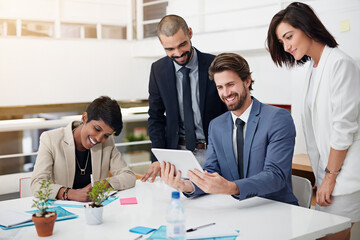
151,148 -> 204,178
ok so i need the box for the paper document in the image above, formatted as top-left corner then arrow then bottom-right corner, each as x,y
53,199 -> 91,206
0,210 -> 32,227
51,196 -> 118,208
52,191 -> 117,207
186,223 -> 238,239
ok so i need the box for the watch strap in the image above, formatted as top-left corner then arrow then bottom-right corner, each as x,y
325,167 -> 341,175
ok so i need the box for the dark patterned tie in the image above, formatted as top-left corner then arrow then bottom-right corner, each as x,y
180,67 -> 196,151
236,118 -> 245,179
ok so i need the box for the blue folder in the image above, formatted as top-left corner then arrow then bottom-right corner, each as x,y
147,225 -> 239,240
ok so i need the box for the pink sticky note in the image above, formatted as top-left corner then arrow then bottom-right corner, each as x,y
120,197 -> 137,205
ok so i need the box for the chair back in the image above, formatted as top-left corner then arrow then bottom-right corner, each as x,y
292,175 -> 313,208
19,177 -> 32,198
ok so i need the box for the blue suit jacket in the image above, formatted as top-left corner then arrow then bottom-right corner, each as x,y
188,97 -> 298,205
148,48 -> 227,162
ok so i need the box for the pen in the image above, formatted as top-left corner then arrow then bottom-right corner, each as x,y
109,191 -> 118,198
186,222 -> 216,232
90,174 -> 94,187
133,235 -> 143,240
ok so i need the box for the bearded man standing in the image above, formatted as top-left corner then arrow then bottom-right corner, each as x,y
141,15 -> 226,182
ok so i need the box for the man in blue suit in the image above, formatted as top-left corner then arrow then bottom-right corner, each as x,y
161,53 -> 298,205
141,15 -> 227,182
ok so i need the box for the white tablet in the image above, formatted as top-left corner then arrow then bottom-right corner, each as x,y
151,148 -> 204,178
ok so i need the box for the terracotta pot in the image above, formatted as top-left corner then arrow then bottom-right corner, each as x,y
32,212 -> 57,237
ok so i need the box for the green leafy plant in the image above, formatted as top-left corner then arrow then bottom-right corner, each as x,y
88,178 -> 113,208
32,180 -> 53,217
125,132 -> 149,152
125,132 -> 149,142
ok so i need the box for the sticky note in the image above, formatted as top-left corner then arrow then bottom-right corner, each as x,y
120,197 -> 137,205
340,19 -> 350,32
129,226 -> 156,234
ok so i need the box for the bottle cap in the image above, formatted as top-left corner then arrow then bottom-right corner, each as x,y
171,191 -> 180,199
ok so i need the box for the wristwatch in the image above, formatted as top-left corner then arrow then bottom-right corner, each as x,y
325,167 -> 341,175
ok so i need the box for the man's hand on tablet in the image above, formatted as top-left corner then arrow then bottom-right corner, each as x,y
188,169 -> 240,195
160,162 -> 194,193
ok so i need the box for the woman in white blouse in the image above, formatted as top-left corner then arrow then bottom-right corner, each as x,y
267,2 -> 360,239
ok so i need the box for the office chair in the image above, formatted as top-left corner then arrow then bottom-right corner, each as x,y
19,177 -> 32,198
292,175 -> 313,208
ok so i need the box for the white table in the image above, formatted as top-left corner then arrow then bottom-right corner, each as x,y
0,179 -> 351,240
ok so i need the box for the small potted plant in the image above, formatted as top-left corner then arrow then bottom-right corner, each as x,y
84,178 -> 113,225
32,180 -> 57,237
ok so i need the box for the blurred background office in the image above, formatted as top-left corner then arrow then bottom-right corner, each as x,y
0,0 -> 359,205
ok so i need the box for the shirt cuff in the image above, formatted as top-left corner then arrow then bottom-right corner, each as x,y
183,180 -> 196,195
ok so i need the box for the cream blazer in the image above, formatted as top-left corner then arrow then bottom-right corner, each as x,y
31,121 -> 136,199
302,45 -> 360,196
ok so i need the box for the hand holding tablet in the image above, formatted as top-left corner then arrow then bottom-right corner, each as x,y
151,148 -> 204,178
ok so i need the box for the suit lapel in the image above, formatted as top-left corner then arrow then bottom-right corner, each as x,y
305,45 -> 332,115
197,49 -> 207,117
222,112 -> 240,180
302,61 -> 313,119
310,45 -> 332,114
244,97 -> 260,178
91,143 -> 102,181
63,123 -> 76,187
162,57 -> 180,118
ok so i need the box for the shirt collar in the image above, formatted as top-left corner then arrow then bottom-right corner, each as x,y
231,101 -> 253,126
174,47 -> 197,72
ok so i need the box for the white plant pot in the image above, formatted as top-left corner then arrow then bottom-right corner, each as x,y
84,206 -> 103,225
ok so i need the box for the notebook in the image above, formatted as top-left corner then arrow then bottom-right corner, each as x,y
0,206 -> 78,230
0,210 -> 32,228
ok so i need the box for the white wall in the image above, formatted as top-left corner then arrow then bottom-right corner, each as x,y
60,0 -> 128,25
0,0 -> 57,20
0,38 -> 154,106
0,0 -> 128,24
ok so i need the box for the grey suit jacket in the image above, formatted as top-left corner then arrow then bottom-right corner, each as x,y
31,121 -> 136,199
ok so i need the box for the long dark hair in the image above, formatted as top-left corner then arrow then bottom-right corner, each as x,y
266,2 -> 338,67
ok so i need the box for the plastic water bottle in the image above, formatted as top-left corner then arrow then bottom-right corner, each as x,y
166,191 -> 185,240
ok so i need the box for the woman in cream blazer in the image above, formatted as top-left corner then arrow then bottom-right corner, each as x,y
31,96 -> 136,201
267,2 -> 360,239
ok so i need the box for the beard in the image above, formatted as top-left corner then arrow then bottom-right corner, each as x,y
223,87 -> 248,112
171,45 -> 193,66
